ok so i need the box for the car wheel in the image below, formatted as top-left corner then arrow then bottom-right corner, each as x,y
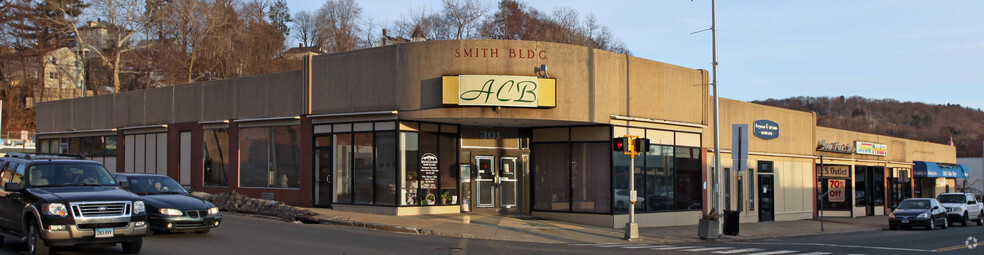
29,222 -> 50,255
942,217 -> 949,229
963,212 -> 969,227
195,229 -> 211,234
928,217 -> 935,230
978,211 -> 984,226
121,239 -> 142,254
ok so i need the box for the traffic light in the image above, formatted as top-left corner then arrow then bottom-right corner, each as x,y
634,138 -> 650,152
613,137 -> 628,151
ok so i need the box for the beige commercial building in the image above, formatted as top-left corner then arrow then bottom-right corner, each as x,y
33,40 -> 961,228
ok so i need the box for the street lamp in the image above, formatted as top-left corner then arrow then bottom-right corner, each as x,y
711,0 -> 724,238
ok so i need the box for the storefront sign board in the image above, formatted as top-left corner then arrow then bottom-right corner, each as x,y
816,140 -> 855,154
420,153 -> 439,189
752,120 -> 779,140
817,165 -> 851,178
855,141 -> 887,156
828,179 -> 846,202
443,75 -> 556,108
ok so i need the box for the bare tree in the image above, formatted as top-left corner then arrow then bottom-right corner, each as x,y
291,10 -> 317,47
159,0 -> 229,83
315,0 -> 364,53
55,0 -> 150,93
442,0 -> 489,40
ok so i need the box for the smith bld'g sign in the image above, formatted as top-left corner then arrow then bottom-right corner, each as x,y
443,75 -> 556,108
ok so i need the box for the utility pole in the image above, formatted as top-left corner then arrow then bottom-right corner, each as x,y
711,0 -> 724,238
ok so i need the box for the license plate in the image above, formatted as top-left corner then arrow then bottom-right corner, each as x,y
95,228 -> 114,238
901,219 -> 909,224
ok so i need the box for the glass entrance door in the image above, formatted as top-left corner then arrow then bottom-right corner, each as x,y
314,148 -> 332,207
473,155 -> 522,212
500,157 -> 518,208
475,156 -> 495,208
758,174 -> 775,222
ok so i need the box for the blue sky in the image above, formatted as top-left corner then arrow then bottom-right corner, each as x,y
286,0 -> 984,110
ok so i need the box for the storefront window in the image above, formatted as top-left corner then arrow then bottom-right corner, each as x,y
80,137 -> 94,157
855,168 -> 866,207
675,147 -> 702,211
375,132 -> 397,205
645,145 -> 674,211
92,137 -> 105,157
104,136 -> 117,156
238,125 -> 300,189
419,131 -> 439,205
69,137 -> 81,154
401,132 -> 420,205
872,168 -> 885,206
534,143 -> 570,211
40,139 -> 51,153
572,142 -> 610,213
353,132 -> 374,204
334,133 -> 353,203
613,150 -> 630,213
439,133 -> 458,205
203,129 -> 229,187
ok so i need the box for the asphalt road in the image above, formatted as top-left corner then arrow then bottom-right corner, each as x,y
0,213 -> 981,254
580,221 -> 984,255
0,213 -> 643,255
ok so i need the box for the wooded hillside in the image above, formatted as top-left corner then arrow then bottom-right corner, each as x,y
753,96 -> 984,158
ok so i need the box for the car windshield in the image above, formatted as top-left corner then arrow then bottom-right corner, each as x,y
126,176 -> 187,195
28,164 -> 117,187
937,195 -> 966,203
897,200 -> 931,209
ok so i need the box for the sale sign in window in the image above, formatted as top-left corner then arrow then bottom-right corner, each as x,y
828,179 -> 846,203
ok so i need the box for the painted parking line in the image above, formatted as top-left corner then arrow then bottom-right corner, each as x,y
790,253 -> 832,255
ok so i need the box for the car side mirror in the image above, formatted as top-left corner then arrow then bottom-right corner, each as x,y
119,181 -> 130,190
4,182 -> 24,192
969,201 -> 976,205
933,206 -> 940,210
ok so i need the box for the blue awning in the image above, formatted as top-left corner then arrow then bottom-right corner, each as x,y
913,161 -> 968,178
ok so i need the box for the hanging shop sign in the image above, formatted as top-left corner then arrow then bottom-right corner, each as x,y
442,75 -> 556,108
817,165 -> 851,179
855,141 -> 888,156
816,140 -> 855,154
420,153 -> 439,189
752,119 -> 779,140
828,179 -> 846,202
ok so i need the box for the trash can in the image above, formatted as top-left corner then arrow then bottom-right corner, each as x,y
723,210 -> 740,235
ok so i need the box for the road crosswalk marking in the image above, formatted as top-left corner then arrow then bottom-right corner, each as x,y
713,248 -> 766,254
746,250 -> 798,255
570,243 -> 866,255
683,247 -> 735,252
652,246 -> 702,250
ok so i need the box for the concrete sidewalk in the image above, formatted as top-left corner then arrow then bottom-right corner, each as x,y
304,207 -> 887,245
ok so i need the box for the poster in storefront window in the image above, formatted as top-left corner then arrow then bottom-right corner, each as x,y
420,153 -> 439,190
828,179 -> 846,202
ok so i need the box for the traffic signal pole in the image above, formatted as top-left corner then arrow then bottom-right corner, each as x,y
617,136 -> 647,241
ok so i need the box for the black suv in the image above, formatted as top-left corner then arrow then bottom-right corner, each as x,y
0,153 -> 147,254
